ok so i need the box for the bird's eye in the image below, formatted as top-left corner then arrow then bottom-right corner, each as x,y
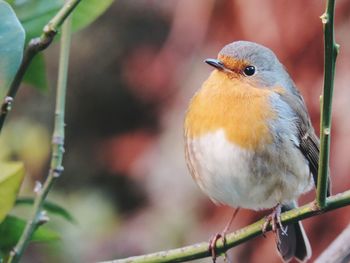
243,65 -> 255,76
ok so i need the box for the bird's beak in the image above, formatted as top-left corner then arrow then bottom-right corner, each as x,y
205,58 -> 226,70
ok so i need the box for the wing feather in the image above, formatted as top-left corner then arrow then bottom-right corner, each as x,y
278,87 -> 331,196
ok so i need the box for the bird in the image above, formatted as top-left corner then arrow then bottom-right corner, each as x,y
184,41 -> 331,262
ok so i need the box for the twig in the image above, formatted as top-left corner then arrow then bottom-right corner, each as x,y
315,223 -> 350,263
100,190 -> 350,263
0,0 -> 82,133
317,0 -> 338,208
6,13 -> 72,263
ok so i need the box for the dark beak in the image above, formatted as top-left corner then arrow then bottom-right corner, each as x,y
205,58 -> 225,70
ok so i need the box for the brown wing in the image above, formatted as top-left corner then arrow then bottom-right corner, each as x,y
279,87 -> 331,196
296,122 -> 330,196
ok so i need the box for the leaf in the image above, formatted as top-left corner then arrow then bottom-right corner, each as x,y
22,54 -> 48,91
8,0 -> 114,41
71,0 -> 115,32
0,0 -> 25,99
7,0 -> 61,42
0,162 -> 25,223
7,0 -> 114,91
0,215 -> 60,254
15,198 -> 76,224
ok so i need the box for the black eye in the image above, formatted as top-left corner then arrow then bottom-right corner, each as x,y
243,65 -> 255,76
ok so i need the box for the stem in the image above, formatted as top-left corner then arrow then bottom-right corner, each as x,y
0,0 -> 82,133
317,0 -> 338,208
6,15 -> 72,263
100,190 -> 350,263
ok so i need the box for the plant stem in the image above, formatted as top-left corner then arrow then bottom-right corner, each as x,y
317,0 -> 338,208
100,190 -> 350,263
6,14 -> 72,263
0,0 -> 82,133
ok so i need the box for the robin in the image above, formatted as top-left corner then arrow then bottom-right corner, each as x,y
184,41 -> 331,262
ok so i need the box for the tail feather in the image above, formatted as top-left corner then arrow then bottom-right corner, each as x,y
277,203 -> 312,262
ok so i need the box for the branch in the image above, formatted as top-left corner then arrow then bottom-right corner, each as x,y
6,13 -> 72,263
317,0 -> 338,208
315,223 -> 350,263
100,190 -> 350,263
0,0 -> 82,133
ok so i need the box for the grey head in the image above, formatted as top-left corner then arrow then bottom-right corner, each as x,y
205,41 -> 295,90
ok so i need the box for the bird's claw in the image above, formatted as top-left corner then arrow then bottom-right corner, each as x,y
209,233 -> 221,263
262,204 -> 287,235
209,233 -> 228,263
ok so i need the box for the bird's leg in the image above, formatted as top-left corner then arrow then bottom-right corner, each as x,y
262,204 -> 287,236
209,233 -> 222,263
208,208 -> 240,263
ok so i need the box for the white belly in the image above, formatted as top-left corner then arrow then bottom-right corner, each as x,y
186,129 -> 313,210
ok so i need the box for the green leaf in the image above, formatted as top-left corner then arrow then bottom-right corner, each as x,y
0,162 -> 25,223
0,215 -> 59,254
7,0 -> 114,91
0,0 -> 25,99
15,198 -> 76,224
8,0 -> 61,42
23,54 -> 48,91
71,0 -> 115,32
8,0 -> 114,41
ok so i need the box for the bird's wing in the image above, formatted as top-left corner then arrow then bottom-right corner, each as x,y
279,88 -> 331,196
296,121 -> 332,196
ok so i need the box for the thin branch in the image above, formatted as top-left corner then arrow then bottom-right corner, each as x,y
0,0 -> 82,133
100,190 -> 350,263
315,223 -> 350,263
317,0 -> 338,208
6,13 -> 72,263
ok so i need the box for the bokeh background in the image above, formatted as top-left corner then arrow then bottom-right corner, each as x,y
2,0 -> 350,262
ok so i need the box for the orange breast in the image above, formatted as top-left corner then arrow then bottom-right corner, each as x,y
185,70 -> 277,150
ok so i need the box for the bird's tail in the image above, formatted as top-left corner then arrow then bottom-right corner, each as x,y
277,202 -> 312,262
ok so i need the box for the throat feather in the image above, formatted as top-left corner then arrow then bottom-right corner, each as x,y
185,71 -> 277,150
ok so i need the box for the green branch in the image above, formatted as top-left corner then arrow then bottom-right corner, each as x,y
317,0 -> 338,208
100,190 -> 350,263
0,0 -> 82,133
6,13 -> 72,263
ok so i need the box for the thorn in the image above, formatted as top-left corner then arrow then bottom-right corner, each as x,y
43,25 -> 51,34
52,135 -> 64,145
43,24 -> 57,35
52,165 -> 64,178
319,95 -> 323,103
34,181 -> 42,194
324,128 -> 330,135
335,43 -> 340,53
10,248 -> 18,257
28,37 -> 42,49
1,96 -> 14,113
320,13 -> 328,24
37,210 -> 49,225
4,96 -> 13,110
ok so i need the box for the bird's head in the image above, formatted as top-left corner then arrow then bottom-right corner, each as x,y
205,41 -> 291,89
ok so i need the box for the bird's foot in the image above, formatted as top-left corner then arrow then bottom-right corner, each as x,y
209,232 -> 227,263
262,204 -> 287,236
208,208 -> 239,262
209,233 -> 221,263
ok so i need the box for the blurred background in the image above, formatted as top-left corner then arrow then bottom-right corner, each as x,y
1,0 -> 350,262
